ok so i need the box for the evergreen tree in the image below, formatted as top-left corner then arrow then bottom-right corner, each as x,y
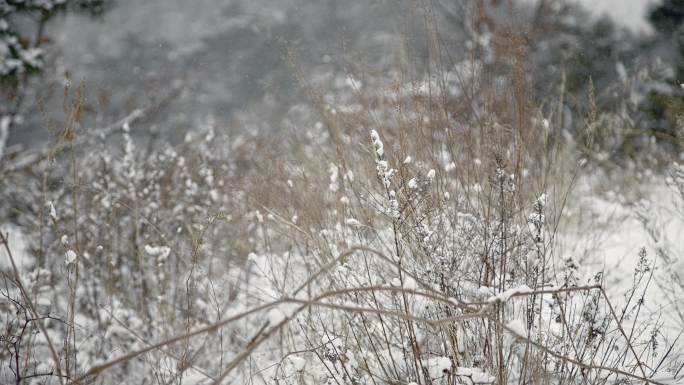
639,0 -> 684,155
0,0 -> 111,156
648,0 -> 684,81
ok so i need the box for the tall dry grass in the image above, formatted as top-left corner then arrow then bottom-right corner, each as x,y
1,1 -> 683,385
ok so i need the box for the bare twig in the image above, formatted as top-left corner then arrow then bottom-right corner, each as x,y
1,231 -> 65,385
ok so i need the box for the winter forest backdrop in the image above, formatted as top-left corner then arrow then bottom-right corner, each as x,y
2,1 -> 684,385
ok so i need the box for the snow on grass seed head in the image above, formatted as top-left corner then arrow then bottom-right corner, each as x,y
65,250 -> 77,265
427,169 -> 436,180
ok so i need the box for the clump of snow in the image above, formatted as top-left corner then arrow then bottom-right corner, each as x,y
65,249 -> 77,265
390,276 -> 418,291
427,356 -> 452,379
408,178 -> 418,189
329,163 -> 339,192
487,285 -> 533,303
402,275 -> 417,290
370,129 -> 384,157
427,169 -> 436,180
267,303 -> 299,326
144,244 -> 171,263
506,319 -> 528,339
288,355 -> 306,372
47,201 -> 57,220
455,367 -> 496,384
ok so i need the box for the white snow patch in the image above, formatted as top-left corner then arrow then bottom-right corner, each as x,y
288,355 -> 306,372
144,244 -> 171,263
506,319 -> 528,339
455,367 -> 496,384
47,201 -> 57,220
427,356 -> 452,379
402,275 -> 417,290
65,250 -> 77,265
267,303 -> 299,326
487,285 -> 533,303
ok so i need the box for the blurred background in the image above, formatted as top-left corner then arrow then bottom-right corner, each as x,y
1,0 -> 681,155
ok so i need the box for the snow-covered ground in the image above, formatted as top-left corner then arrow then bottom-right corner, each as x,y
557,171 -> 684,335
3,165 -> 683,384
